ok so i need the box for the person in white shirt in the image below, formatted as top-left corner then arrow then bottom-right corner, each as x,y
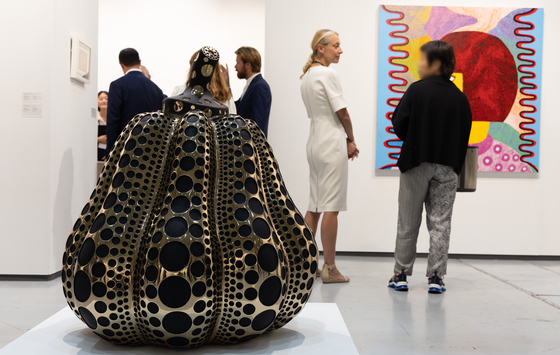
171,51 -> 236,114
97,91 -> 108,161
300,29 -> 359,284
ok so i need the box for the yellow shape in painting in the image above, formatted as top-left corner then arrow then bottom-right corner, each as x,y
450,73 -> 463,91
469,122 -> 490,144
451,72 -> 489,144
393,35 -> 431,81
385,6 -> 432,40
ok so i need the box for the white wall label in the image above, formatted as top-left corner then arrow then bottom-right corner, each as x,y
22,92 -> 42,118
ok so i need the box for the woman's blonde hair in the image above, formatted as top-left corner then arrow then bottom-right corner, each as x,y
300,29 -> 338,79
186,51 -> 232,103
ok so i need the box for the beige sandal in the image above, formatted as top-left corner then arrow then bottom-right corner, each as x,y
321,263 -> 350,283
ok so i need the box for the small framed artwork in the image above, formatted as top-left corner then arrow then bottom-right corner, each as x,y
70,36 -> 91,84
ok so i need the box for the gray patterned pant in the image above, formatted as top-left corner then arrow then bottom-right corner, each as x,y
394,163 -> 458,277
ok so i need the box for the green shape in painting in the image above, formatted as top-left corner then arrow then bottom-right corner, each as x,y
488,122 -> 523,154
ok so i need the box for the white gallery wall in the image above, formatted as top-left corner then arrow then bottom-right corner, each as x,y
0,0 -> 556,278
0,0 -> 99,275
98,0 -> 265,99
265,0 -> 560,256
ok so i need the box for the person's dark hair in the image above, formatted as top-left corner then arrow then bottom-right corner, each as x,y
420,40 -> 455,79
98,91 -> 108,112
118,48 -> 140,67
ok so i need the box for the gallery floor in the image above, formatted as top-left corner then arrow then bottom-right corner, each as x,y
1,255 -> 559,354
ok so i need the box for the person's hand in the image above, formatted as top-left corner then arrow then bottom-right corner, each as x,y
220,64 -> 230,88
102,156 -> 106,161
97,135 -> 107,144
347,139 -> 359,161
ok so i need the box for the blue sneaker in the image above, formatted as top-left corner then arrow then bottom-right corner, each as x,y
388,272 -> 408,291
428,274 -> 446,294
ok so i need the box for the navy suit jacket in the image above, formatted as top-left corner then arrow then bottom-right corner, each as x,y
235,74 -> 272,137
106,70 -> 165,157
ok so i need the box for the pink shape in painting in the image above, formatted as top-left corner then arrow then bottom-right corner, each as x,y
424,6 -> 478,40
473,135 -> 532,173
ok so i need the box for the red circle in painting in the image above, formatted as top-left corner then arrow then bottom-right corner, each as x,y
442,31 -> 517,122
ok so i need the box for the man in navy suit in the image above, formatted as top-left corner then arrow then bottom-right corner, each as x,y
222,47 -> 272,137
105,48 -> 165,158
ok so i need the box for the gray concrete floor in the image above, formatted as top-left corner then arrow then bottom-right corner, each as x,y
0,276 -> 67,349
1,256 -> 559,354
310,256 -> 560,354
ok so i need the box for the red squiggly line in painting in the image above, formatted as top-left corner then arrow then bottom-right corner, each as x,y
514,8 -> 538,172
380,5 -> 409,170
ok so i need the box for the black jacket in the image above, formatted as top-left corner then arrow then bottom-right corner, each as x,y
235,74 -> 272,137
392,75 -> 472,174
106,70 -> 166,157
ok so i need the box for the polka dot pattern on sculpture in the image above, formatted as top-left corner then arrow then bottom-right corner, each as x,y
62,112 -> 176,346
62,105 -> 318,347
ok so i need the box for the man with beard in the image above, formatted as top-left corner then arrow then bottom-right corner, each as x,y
221,47 -> 272,137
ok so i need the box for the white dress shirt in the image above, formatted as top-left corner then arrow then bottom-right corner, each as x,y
125,68 -> 143,75
239,73 -> 260,100
98,114 -> 107,150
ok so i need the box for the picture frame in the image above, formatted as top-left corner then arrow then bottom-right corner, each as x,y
70,36 -> 91,84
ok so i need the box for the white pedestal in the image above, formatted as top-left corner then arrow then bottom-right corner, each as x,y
0,303 -> 358,354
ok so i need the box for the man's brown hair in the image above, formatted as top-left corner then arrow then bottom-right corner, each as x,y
235,46 -> 262,73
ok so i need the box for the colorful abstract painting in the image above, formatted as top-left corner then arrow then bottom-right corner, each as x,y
376,6 -> 543,172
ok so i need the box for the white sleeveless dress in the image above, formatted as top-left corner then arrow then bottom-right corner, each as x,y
300,66 -> 348,212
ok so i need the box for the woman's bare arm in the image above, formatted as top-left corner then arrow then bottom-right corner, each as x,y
336,108 -> 355,141
336,108 -> 359,160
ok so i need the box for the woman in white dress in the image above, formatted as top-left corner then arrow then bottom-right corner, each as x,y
171,51 -> 236,114
300,30 -> 359,283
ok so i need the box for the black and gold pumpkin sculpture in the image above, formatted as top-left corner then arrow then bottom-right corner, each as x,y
61,47 -> 318,348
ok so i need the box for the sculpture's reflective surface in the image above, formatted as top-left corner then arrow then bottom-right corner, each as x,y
61,47 -> 318,348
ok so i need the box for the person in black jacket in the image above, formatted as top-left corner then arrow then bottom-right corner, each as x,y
106,48 -> 165,157
387,40 -> 472,294
221,47 -> 272,136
